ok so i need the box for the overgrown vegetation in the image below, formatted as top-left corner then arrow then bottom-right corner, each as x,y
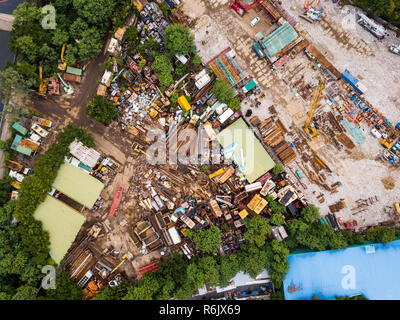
13,124 -> 94,266
86,95 -> 118,125
0,0 -> 133,103
354,0 -> 400,27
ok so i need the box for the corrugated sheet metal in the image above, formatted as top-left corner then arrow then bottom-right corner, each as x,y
66,66 -> 84,76
261,22 -> 299,58
69,139 -> 101,168
12,122 -> 28,136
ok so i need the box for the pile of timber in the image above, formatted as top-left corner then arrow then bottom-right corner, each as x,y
257,117 -> 296,164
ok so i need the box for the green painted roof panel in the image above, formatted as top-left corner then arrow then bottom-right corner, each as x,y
261,22 -> 299,57
217,117 -> 275,183
52,162 -> 104,208
34,196 -> 85,264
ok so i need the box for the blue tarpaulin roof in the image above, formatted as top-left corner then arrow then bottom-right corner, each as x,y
341,70 -> 363,94
284,240 -> 400,300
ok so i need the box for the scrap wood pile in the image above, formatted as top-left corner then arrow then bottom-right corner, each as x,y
255,116 -> 296,164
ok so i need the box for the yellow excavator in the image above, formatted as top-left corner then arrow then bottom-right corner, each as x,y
111,252 -> 134,274
304,78 -> 325,140
38,63 -> 49,97
58,43 -> 67,71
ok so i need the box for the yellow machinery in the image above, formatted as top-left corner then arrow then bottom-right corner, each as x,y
83,281 -> 101,300
304,78 -> 325,140
132,142 -> 148,156
11,181 -> 21,189
111,252 -> 134,274
38,63 -> 49,97
58,43 -> 67,71
5,160 -> 23,172
380,138 -> 392,149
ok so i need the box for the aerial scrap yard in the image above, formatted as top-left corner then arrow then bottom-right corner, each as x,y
182,0 -> 400,230
7,0 -> 399,300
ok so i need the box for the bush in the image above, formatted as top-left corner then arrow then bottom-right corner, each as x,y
191,54 -> 202,67
212,80 -> 235,104
271,163 -> 284,175
86,95 -> 118,125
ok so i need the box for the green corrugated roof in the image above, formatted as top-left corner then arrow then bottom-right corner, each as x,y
11,135 -> 34,156
66,66 -> 83,76
12,122 -> 28,136
52,162 -> 104,208
34,196 -> 85,264
217,117 -> 275,183
244,79 -> 257,91
261,22 -> 299,58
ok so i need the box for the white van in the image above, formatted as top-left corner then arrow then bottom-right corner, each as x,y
250,17 -> 260,27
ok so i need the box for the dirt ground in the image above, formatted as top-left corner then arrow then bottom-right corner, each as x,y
182,0 -> 400,230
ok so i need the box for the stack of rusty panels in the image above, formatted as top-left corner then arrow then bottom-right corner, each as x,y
257,117 -> 274,131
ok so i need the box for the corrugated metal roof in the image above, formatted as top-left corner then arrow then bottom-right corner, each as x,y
12,122 -> 28,136
69,139 -> 100,168
66,66 -> 84,76
261,22 -> 299,58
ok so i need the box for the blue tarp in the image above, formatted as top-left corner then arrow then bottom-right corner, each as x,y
284,240 -> 400,300
341,70 -> 363,94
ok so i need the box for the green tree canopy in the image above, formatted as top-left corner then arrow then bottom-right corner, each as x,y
187,225 -> 222,254
163,24 -> 195,55
270,214 -> 285,226
86,95 -> 118,125
272,163 -> 284,175
45,272 -> 83,300
244,216 -> 272,248
212,80 -> 235,104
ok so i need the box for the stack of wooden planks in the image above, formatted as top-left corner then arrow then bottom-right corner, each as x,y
257,117 -> 296,164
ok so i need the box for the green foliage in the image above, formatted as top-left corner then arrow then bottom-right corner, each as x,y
244,216 -> 272,248
199,165 -> 208,174
13,124 -> 94,265
228,97 -> 241,111
365,226 -> 396,244
159,1 -> 170,18
301,204 -> 320,223
64,44 -> 78,66
212,80 -> 235,104
272,163 -> 284,175
270,290 -> 284,300
238,244 -> 267,278
0,67 -> 34,104
152,54 -> 174,87
45,272 -> 82,300
86,95 -> 118,125
124,273 -> 160,300
12,285 -> 39,300
163,24 -> 195,55
354,0 -> 400,27
187,225 -> 222,254
123,25 -> 139,46
263,240 -> 290,288
191,54 -> 202,68
15,63 -> 40,86
342,230 -> 365,246
9,0 -> 130,69
0,200 -> 42,300
266,196 -> 287,214
95,280 -> 131,300
57,123 -> 95,148
219,254 -> 240,285
270,214 -> 285,226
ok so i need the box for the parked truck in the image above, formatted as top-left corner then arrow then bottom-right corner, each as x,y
31,116 -> 53,128
5,160 -> 32,175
